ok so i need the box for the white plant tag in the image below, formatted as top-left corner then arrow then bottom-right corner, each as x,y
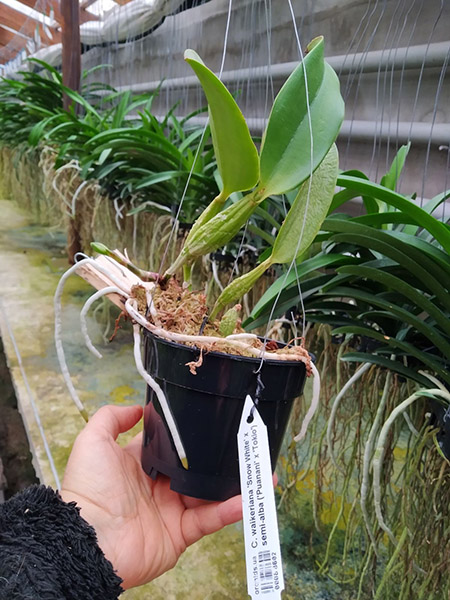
238,395 -> 285,599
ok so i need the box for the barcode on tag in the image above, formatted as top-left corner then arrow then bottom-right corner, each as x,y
258,551 -> 275,593
238,395 -> 284,600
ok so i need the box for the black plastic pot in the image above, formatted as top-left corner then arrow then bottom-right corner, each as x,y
141,329 -> 308,501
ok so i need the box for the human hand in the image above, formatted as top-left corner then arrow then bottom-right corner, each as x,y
60,405 -> 242,589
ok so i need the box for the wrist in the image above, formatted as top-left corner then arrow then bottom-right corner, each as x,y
60,488 -> 118,574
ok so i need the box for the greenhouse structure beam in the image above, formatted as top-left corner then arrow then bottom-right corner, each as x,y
169,116 -> 450,147
9,0 -> 100,25
0,3 -> 61,45
0,28 -> 17,47
119,42 -> 450,95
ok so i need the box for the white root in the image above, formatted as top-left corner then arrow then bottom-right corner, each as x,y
52,160 -> 81,210
55,258 -> 134,420
294,361 -> 321,442
211,258 -> 224,292
402,411 -> 419,437
54,259 -> 94,420
143,283 -> 158,318
125,300 -> 308,362
327,362 -> 372,472
71,180 -> 89,217
80,286 -> 129,358
360,371 -> 393,556
372,387 -> 450,562
113,197 -> 124,231
225,333 -> 258,341
132,324 -> 188,469
418,370 -> 448,391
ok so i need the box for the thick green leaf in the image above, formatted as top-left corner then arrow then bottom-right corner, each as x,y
111,91 -> 131,128
184,49 -> 259,197
329,169 -> 378,214
424,188 -> 450,214
323,219 -> 450,304
387,231 -> 450,272
243,276 -> 333,331
351,212 -> 417,227
271,144 -> 338,264
336,175 -> 450,252
98,147 -> 112,165
259,37 -> 344,196
402,188 -> 450,236
28,113 -> 60,145
94,160 -> 127,179
134,170 -> 210,190
330,239 -> 450,304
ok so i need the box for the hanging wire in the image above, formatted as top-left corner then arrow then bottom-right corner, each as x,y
156,0 -> 234,279
255,0 -> 316,373
420,47 -> 450,205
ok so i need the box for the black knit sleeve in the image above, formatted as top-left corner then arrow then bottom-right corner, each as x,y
0,485 -> 124,600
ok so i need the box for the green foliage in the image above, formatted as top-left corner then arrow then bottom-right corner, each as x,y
245,153 -> 450,386
166,39 -> 344,311
184,49 -> 259,199
259,37 -> 344,196
0,60 -> 219,224
210,144 -> 339,318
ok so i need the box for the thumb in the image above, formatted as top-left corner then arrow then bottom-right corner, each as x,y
85,404 -> 143,441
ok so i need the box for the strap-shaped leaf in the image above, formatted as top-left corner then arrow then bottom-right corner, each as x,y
340,353 -> 431,387
246,253 -> 356,323
337,265 -> 450,336
336,175 -> 450,253
259,37 -> 344,196
184,49 -> 259,197
323,220 -> 450,305
333,325 -> 450,385
271,144 -> 338,264
380,142 -> 410,191
319,286 -> 450,357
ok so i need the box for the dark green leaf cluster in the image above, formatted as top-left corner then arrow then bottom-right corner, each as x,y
0,60 -> 219,224
245,151 -> 450,387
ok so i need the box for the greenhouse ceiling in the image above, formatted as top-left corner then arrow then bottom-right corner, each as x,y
0,0 -> 126,65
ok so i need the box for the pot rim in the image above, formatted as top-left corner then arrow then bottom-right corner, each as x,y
143,328 -> 309,368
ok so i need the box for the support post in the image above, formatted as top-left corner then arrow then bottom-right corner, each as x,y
61,0 -> 81,111
61,0 -> 82,263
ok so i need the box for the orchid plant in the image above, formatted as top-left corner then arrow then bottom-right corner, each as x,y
94,36 -> 344,324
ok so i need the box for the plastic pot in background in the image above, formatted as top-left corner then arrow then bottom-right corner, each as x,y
141,329 -> 309,501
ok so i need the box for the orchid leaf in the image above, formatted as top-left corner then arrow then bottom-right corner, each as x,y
184,49 -> 259,198
333,325 -> 450,385
259,37 -> 344,196
340,354 -> 431,387
336,175 -> 450,253
380,142 -> 410,191
271,144 -> 338,264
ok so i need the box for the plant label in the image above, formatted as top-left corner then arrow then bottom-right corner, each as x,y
238,395 -> 285,600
